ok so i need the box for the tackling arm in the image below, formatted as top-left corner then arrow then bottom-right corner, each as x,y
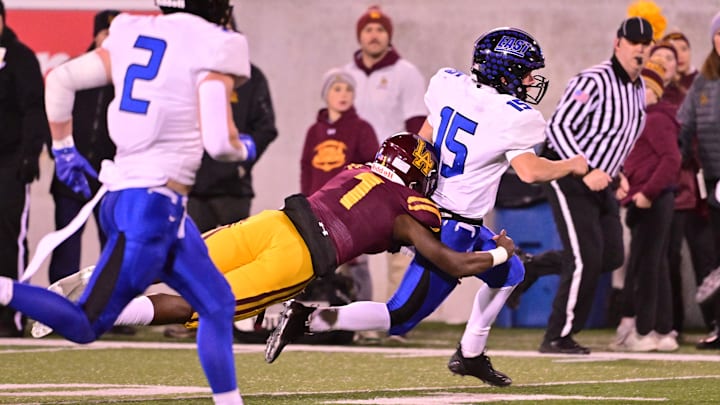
392,215 -> 514,278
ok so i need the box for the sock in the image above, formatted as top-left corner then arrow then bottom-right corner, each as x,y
212,388 -> 243,405
460,285 -> 513,358
309,301 -> 390,332
0,277 -> 13,306
114,296 -> 155,325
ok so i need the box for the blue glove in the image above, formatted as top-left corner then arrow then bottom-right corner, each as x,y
52,146 -> 98,198
239,133 -> 257,162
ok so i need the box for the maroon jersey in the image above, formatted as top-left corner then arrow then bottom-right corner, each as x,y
308,165 -> 441,265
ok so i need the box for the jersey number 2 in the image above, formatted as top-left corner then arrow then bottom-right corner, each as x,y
434,106 -> 478,178
119,36 -> 167,114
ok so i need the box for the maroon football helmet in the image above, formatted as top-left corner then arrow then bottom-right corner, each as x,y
371,132 -> 439,197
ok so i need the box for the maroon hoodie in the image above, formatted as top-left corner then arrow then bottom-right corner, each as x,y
622,100 -> 681,204
300,107 -> 379,195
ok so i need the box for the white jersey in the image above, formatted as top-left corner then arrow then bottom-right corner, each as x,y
425,68 -> 546,218
345,56 -> 427,144
99,13 -> 250,190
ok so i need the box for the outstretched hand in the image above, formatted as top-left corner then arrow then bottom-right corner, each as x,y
492,229 -> 515,257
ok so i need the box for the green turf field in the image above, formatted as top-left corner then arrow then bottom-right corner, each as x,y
0,324 -> 718,404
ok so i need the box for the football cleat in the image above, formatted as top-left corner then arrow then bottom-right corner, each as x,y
264,299 -> 315,363
30,266 -> 95,338
448,345 -> 512,387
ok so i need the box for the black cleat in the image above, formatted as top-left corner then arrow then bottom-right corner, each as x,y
539,336 -> 591,354
447,346 -> 512,387
265,300 -> 315,363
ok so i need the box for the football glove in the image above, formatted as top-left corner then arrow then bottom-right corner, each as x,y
239,133 -> 257,162
52,145 -> 98,198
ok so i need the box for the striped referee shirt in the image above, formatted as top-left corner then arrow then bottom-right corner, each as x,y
546,56 -> 646,177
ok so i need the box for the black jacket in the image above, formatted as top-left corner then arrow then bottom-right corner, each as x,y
191,64 -> 278,198
0,27 -> 48,182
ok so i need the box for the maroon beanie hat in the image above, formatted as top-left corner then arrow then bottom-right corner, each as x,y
356,5 -> 393,42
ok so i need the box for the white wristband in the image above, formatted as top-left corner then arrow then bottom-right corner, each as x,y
488,247 -> 509,267
52,135 -> 74,150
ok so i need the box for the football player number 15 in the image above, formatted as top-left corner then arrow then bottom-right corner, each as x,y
434,106 -> 478,178
120,35 -> 167,114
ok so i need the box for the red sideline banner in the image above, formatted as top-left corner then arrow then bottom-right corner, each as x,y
6,9 -> 156,76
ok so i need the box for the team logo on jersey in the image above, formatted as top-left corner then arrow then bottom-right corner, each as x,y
494,36 -> 532,57
412,141 -> 435,177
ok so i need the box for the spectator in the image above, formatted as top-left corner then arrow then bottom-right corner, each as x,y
48,9 -> 119,285
345,4 -> 427,322
300,68 -> 378,197
539,17 -> 653,354
612,61 -> 681,352
0,0 -> 50,337
677,11 -> 720,350
662,31 -> 717,338
297,68 -> 378,331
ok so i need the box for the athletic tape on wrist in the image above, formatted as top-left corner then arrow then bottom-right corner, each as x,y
488,247 -> 509,267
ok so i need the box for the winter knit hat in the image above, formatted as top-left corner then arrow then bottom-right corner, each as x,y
642,61 -> 666,98
662,31 -> 690,48
356,5 -> 393,42
321,68 -> 356,101
94,9 -> 120,37
711,11 -> 720,42
650,41 -> 678,62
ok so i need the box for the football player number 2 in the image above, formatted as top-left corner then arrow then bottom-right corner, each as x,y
119,36 -> 167,114
434,106 -> 478,178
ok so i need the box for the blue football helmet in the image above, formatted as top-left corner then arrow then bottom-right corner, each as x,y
156,0 -> 233,26
471,27 -> 548,104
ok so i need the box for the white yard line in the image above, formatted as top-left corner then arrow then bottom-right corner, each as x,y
1,338 -> 719,362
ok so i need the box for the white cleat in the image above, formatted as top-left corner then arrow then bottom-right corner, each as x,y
30,266 -> 95,338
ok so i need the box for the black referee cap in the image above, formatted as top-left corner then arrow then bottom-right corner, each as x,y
617,17 -> 654,43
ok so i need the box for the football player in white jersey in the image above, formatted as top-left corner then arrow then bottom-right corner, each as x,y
266,28 -> 588,386
0,1 -> 251,403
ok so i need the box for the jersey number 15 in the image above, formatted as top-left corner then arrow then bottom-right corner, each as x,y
434,106 -> 478,178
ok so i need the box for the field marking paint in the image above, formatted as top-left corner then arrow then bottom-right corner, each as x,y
0,375 -> 717,401
321,393 -> 667,404
2,338 -> 720,362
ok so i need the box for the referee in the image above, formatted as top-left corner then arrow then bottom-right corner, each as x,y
538,17 -> 653,354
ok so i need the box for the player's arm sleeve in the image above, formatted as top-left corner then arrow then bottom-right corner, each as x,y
45,50 -> 110,123
545,74 -> 600,160
199,77 -> 247,162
